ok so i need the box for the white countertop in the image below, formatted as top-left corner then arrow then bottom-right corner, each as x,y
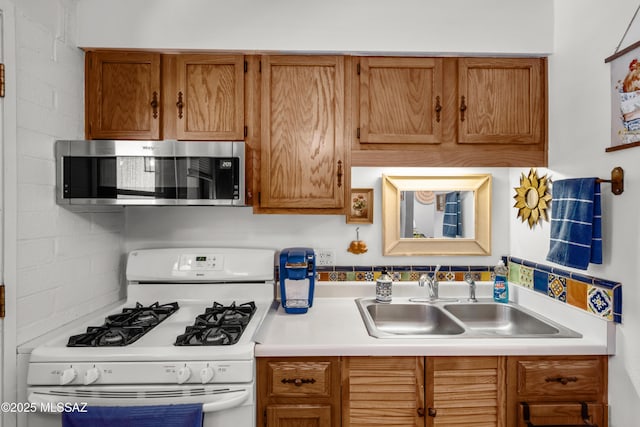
254,282 -> 616,357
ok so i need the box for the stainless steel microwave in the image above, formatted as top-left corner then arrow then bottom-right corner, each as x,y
56,140 -> 245,206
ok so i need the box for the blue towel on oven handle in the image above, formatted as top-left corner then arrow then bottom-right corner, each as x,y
546,178 -> 602,270
442,191 -> 462,238
62,403 -> 203,427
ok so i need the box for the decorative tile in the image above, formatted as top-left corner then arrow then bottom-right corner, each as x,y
392,272 -> 401,281
566,279 -> 587,310
508,262 -> 521,284
355,272 -> 367,281
454,272 -> 464,281
345,272 -> 356,281
480,272 -> 492,281
326,272 -> 337,281
409,271 -> 420,281
533,270 -> 549,294
587,287 -> 613,321
364,271 -> 374,281
519,266 -> 534,289
547,275 -> 567,302
613,285 -> 622,323
337,272 -> 347,281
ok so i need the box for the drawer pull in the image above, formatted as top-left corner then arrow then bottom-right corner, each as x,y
545,376 -> 578,385
521,401 -> 596,427
281,378 -> 316,387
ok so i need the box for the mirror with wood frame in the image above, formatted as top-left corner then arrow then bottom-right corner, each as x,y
382,174 -> 492,256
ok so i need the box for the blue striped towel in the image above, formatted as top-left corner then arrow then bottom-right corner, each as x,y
546,178 -> 602,270
62,404 -> 203,427
442,191 -> 462,238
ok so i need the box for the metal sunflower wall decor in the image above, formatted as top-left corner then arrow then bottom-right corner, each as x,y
513,168 -> 552,229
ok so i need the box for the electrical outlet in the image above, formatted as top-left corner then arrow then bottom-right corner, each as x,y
315,249 -> 335,266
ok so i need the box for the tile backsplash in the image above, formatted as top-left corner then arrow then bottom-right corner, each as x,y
314,256 -> 622,323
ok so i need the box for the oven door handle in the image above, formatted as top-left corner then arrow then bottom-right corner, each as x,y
202,389 -> 249,413
28,388 -> 249,413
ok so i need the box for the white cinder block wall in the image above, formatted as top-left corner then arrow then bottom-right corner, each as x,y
13,0 -> 124,344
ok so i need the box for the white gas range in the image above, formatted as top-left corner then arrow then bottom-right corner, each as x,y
26,247 -> 276,427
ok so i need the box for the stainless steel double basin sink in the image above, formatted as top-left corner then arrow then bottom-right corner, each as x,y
355,298 -> 581,339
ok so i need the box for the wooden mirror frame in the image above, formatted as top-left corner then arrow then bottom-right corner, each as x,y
382,174 -> 492,256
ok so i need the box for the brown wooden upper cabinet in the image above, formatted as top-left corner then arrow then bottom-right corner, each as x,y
85,51 -> 244,140
458,57 -> 545,145
258,55 -> 347,211
358,57 -> 443,144
174,54 -> 244,140
352,56 -> 547,167
86,51 -> 161,140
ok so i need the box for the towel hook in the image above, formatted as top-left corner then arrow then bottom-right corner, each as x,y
596,166 -> 624,195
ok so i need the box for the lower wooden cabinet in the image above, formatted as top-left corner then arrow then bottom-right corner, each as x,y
342,356 -> 425,426
257,357 -> 341,427
258,355 -> 608,427
426,356 -> 506,427
507,356 -> 608,427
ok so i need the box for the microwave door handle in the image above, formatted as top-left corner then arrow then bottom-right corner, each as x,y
201,389 -> 249,413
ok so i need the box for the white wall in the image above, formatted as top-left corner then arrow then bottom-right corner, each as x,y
508,1 -> 640,425
12,0 -> 124,344
76,0 -> 553,55
126,167 -> 511,266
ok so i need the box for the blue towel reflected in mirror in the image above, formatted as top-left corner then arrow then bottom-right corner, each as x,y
442,191 -> 462,238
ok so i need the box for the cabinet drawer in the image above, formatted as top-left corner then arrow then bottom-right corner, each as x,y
267,361 -> 333,397
518,402 -> 605,427
516,357 -> 605,399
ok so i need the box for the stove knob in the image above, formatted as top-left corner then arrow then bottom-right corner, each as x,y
200,366 -> 215,384
60,367 -> 77,385
84,367 -> 101,385
177,366 -> 192,384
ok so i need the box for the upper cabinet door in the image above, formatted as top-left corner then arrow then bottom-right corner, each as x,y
458,57 -> 545,144
359,57 -> 443,144
86,51 -> 161,140
175,54 -> 245,140
260,56 -> 345,209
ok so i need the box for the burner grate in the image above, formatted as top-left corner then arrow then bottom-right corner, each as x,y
175,301 -> 256,346
67,302 -> 179,347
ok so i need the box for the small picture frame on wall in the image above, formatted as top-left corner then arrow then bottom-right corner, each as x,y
346,188 -> 373,224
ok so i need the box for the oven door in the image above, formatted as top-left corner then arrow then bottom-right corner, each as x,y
26,384 -> 254,427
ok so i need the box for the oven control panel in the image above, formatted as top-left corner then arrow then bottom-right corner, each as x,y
178,254 -> 224,271
28,361 -> 253,385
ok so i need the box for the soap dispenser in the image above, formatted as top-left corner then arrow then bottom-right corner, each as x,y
376,268 -> 392,303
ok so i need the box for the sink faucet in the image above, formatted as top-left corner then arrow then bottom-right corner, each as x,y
418,265 -> 441,300
464,273 -> 478,303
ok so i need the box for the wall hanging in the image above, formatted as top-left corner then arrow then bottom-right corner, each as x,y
346,188 -> 373,224
606,3 -> 640,152
513,168 -> 551,229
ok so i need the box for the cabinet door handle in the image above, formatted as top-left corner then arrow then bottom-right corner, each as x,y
459,96 -> 467,122
150,91 -> 159,119
337,160 -> 343,188
417,408 -> 425,417
427,408 -> 437,417
435,96 -> 442,123
281,378 -> 316,387
545,376 -> 578,385
176,91 -> 184,119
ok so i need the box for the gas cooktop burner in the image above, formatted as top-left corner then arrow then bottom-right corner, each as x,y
175,301 -> 256,346
67,302 -> 179,347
